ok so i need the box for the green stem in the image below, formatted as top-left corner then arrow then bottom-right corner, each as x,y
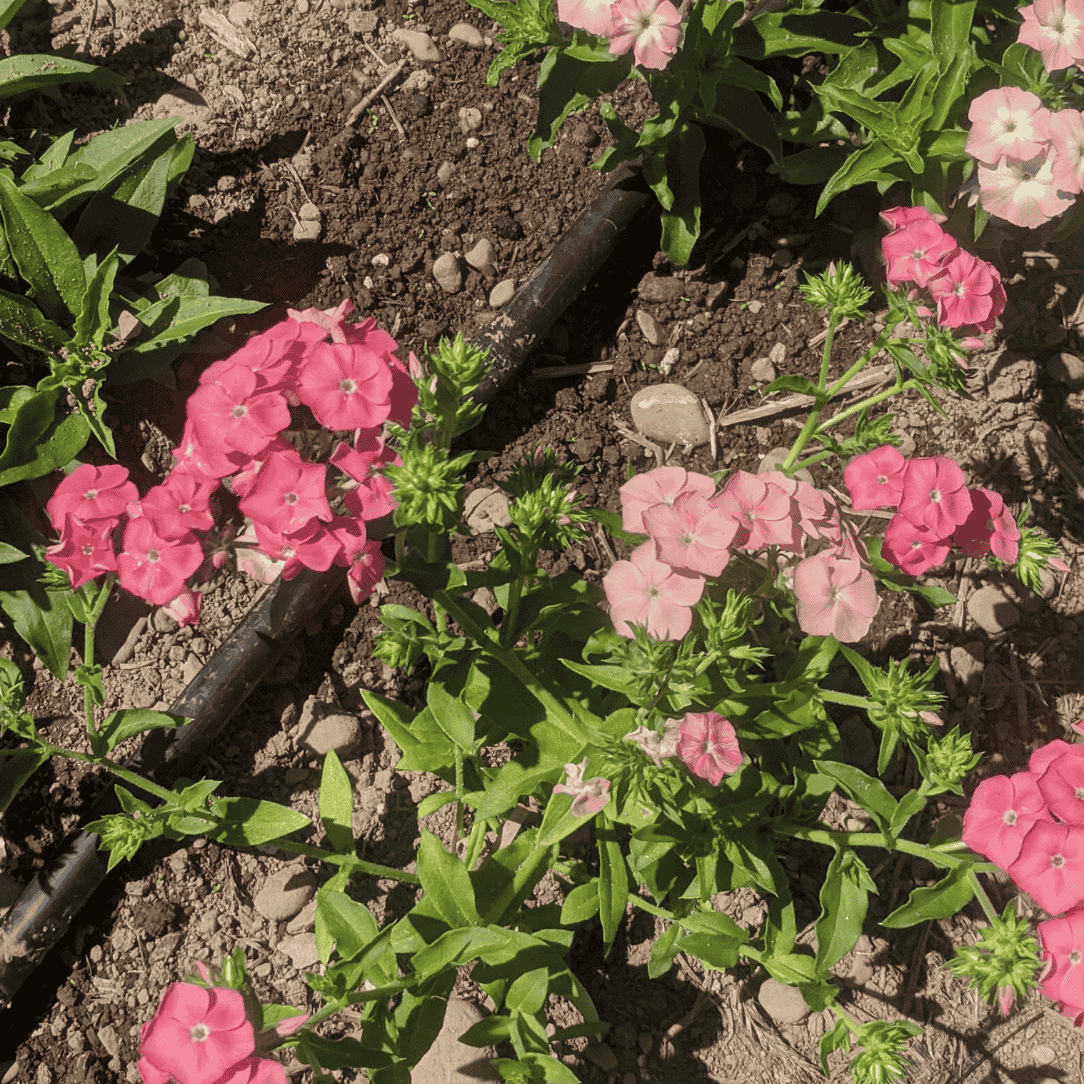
967,868 -> 1000,925
500,546 -> 537,650
454,745 -> 464,842
815,380 -> 907,435
781,316 -> 842,473
780,824 -> 972,871
82,575 -> 113,736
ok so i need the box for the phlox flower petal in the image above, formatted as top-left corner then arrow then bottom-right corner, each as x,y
966,86 -> 1053,166
897,456 -> 973,537
845,445 -> 908,511
1017,0 -> 1084,72
881,514 -> 952,576
1008,818 -> 1084,915
607,0 -> 683,68
952,487 -> 1020,563
962,772 -> 1052,869
791,552 -> 880,643
603,539 -> 704,641
642,491 -> 737,576
675,712 -> 742,785
619,466 -> 714,534
976,154 -> 1075,231
47,463 -> 137,529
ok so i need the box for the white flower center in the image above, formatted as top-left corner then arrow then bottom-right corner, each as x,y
189,1023 -> 210,1043
1002,809 -> 1017,826
339,378 -> 357,394
147,549 -> 160,563
284,492 -> 298,506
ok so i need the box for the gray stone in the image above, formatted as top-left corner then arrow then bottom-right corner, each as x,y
630,383 -> 711,448
757,978 -> 809,1024
300,712 -> 364,757
436,160 -> 456,188
636,309 -> 661,346
463,487 -> 512,532
458,107 -> 483,134
464,238 -> 494,273
152,607 -> 176,634
757,447 -> 813,486
292,219 -> 321,242
636,273 -> 685,304
411,998 -> 500,1083
433,252 -> 462,293
448,22 -> 485,48
254,866 -> 317,922
393,27 -> 443,63
97,1026 -> 119,1059
227,1 -> 255,24
279,931 -> 320,971
489,279 -> 516,309
950,641 -> 985,695
286,896 -> 319,935
968,585 -> 1020,635
750,356 -> 777,384
1047,351 -> 1084,390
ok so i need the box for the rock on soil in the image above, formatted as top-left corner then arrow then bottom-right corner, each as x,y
253,865 -> 317,922
967,585 -> 1021,635
411,999 -> 499,1083
757,978 -> 810,1024
630,383 -> 711,448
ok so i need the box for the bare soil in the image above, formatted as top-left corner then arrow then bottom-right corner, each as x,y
4,0 -> 1084,1081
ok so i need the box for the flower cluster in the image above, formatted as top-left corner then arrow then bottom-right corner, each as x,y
603,464 -> 880,643
880,206 -> 1006,335
46,300 -> 416,621
844,447 -> 1019,577
557,0 -> 683,70
962,738 -> 1084,1024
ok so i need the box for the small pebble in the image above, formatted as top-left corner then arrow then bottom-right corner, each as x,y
1031,1045 -> 1056,1066
757,978 -> 809,1024
967,585 -> 1020,635
636,309 -> 661,346
750,356 -> 776,384
464,238 -> 495,273
630,383 -> 711,448
392,27 -> 443,63
489,279 -> 516,308
448,21 -> 484,48
432,252 -> 462,293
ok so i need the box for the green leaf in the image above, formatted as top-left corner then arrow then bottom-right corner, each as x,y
0,0 -> 30,31
648,920 -> 680,979
560,880 -> 599,926
658,120 -> 705,267
507,967 -> 548,1016
814,140 -> 903,217
427,681 -> 475,752
0,748 -> 47,813
0,53 -> 124,101
881,861 -> 975,927
813,847 -> 871,976
296,1032 -> 395,1071
0,386 -> 90,487
0,580 -> 72,680
206,796 -> 311,846
819,1017 -> 852,1076
0,286 -> 70,354
678,910 -> 747,970
72,246 -> 119,349
460,1015 -> 514,1047
813,759 -> 898,835
0,172 -> 85,326
318,749 -> 355,855
417,829 -> 480,927
596,812 -> 627,951
315,887 -> 380,962
0,541 -> 25,563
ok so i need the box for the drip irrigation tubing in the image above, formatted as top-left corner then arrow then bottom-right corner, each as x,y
0,157 -> 655,1009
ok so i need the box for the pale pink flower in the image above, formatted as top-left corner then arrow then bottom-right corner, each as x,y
881,513 -> 952,576
675,712 -> 742,785
845,445 -> 908,511
603,539 -> 704,640
926,250 -> 1008,333
46,520 -> 119,589
1038,908 -> 1084,1015
186,365 -> 290,457
553,758 -> 611,816
607,0 -> 683,69
47,463 -> 137,529
881,220 -> 959,288
976,154 -> 1074,230
962,772 -> 1052,869
1008,819 -> 1084,915
791,552 -> 880,642
118,518 -> 204,606
295,342 -> 394,432
1048,109 -> 1084,193
966,87 -> 1053,166
138,983 -> 255,1084
1018,0 -> 1084,72
162,588 -> 202,629
273,1015 -> 309,1038
558,0 -> 616,34
619,466 -> 714,534
710,470 -> 798,551
625,720 -> 681,767
897,455 -> 973,537
237,447 -> 332,535
879,205 -> 947,230
951,487 -> 1020,563
642,491 -> 738,576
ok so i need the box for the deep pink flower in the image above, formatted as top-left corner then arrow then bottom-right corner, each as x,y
253,519 -> 344,580
619,466 -> 714,534
879,206 -> 947,231
607,0 -> 683,68
215,1058 -> 288,1084
173,419 -> 248,481
46,520 -> 119,589
553,758 -> 611,816
882,514 -> 953,576
897,456 -> 973,537
962,772 -> 1052,869
332,518 -> 385,604
557,0 -> 615,35
1018,0 -> 1084,71
141,471 -> 219,539
47,463 -> 137,529
1038,907 -> 1084,1013
710,470 -> 798,550
138,983 -> 254,1084
331,430 -> 400,521
791,552 -> 880,642
951,487 -> 1020,563
162,588 -> 202,629
186,365 -> 290,458
1033,742 -> 1084,825
966,86 -> 1053,166
675,712 -> 742,785
642,491 -> 738,576
1031,739 -> 1084,781
881,221 -> 959,289
237,447 -> 332,535
1008,819 -> 1084,915
118,517 -> 204,606
845,445 -> 908,511
295,342 -> 394,432
603,539 -> 704,640
927,251 -> 1007,333
197,319 -> 324,394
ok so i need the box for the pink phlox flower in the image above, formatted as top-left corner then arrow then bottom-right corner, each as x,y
602,539 -> 704,641
1008,818 -> 1084,915
47,463 -> 137,529
791,552 -> 880,643
295,341 -> 394,432
118,517 -> 204,606
607,0 -> 683,68
625,721 -> 681,767
331,517 -> 385,603
822,510 -> 868,565
173,419 -> 248,481
141,470 -> 219,539
214,1058 -> 288,1084
710,470 -> 798,551
641,491 -> 738,576
785,477 -> 838,545
926,250 -> 1008,333
675,712 -> 742,786
233,523 -> 285,585
331,430 -> 400,521
1038,908 -> 1084,1013
228,437 -> 293,500
187,365 -> 290,457
962,772 -> 1052,869
138,983 -> 255,1084
287,298 -> 355,340
951,487 -> 1020,563
46,519 -> 119,589
619,466 -> 714,534
997,985 -> 1015,1016
557,0 -> 616,35
1035,746 -> 1084,826
237,447 -> 332,535
881,221 -> 959,289
966,87 -> 1053,166
553,758 -> 611,816
1030,739 -> 1084,782
897,455 -> 973,537
845,445 -> 909,511
197,317 -> 323,394
879,205 -> 948,231
253,519 -> 344,580
335,312 -> 416,428
976,153 -> 1074,231
1017,0 -> 1084,72
162,588 -> 202,628
881,513 -> 952,576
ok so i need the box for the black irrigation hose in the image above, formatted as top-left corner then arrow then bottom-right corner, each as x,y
0,157 -> 655,1009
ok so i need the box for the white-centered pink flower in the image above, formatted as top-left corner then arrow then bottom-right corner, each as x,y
962,772 -> 1053,870
675,712 -> 742,786
977,153 -> 1076,230
603,539 -> 704,640
607,0 -> 683,69
844,445 -> 908,511
791,552 -> 880,643
926,252 -> 1007,333
557,0 -> 616,35
710,470 -> 798,551
642,491 -> 738,577
966,86 -> 1053,167
1018,0 -> 1084,72
881,220 -> 959,288
1048,108 -> 1084,194
553,759 -> 611,816
619,466 -> 714,534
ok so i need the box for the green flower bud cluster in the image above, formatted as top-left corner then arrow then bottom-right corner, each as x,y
385,433 -> 475,534
800,261 -> 873,321
945,902 -> 1042,1012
